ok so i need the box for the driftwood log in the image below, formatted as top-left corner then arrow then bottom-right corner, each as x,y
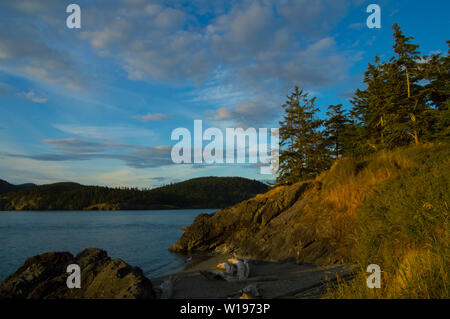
199,258 -> 251,282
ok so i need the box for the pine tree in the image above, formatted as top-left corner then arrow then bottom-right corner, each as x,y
350,24 -> 434,150
277,87 -> 324,184
276,25 -> 448,185
278,89 -> 298,183
351,56 -> 392,151
421,41 -> 450,141
324,104 -> 351,159
390,23 -> 424,145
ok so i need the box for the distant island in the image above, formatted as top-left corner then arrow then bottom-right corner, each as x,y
0,180 -> 36,195
0,177 -> 268,211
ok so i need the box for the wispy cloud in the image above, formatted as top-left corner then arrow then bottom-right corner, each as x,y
0,0 -> 356,117
42,138 -> 130,153
3,141 -> 173,169
53,124 -> 158,141
77,0 -> 353,90
132,113 -> 168,122
206,100 -> 281,128
16,90 -> 48,103
0,0 -> 388,186
0,21 -> 85,91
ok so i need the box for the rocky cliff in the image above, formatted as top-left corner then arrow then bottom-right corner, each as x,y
0,248 -> 155,299
169,145 -> 444,265
169,180 -> 346,264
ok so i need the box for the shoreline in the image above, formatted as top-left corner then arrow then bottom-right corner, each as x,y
152,254 -> 353,299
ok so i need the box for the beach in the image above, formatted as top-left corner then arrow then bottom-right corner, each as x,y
152,254 -> 353,299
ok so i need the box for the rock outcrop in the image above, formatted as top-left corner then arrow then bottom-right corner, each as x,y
170,147 -> 435,266
0,248 -> 155,299
169,181 -> 344,264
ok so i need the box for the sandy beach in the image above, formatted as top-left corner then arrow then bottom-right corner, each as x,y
152,254 -> 353,299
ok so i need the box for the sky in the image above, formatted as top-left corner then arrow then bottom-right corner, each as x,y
0,0 -> 448,188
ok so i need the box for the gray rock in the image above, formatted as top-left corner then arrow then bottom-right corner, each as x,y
169,181 -> 344,265
0,248 -> 155,299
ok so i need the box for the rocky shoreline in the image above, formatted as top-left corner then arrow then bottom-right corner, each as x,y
0,178 -> 365,299
0,248 -> 352,299
169,181 -> 345,265
0,248 -> 155,299
0,180 -> 357,299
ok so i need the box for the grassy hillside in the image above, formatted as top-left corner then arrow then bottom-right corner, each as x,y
0,177 -> 268,211
316,143 -> 449,298
170,143 -> 448,298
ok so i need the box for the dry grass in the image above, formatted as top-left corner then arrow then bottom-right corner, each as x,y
327,248 -> 448,299
319,143 -> 449,298
301,147 -> 419,262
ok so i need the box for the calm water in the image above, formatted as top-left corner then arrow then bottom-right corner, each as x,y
0,209 -> 215,281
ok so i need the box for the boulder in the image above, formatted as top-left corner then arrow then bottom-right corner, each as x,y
0,248 -> 155,299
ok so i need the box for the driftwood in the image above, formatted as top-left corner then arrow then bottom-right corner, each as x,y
199,258 -> 251,282
226,258 -> 250,280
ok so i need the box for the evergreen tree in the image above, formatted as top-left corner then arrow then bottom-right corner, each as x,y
324,104 -> 351,159
421,41 -> 450,141
278,88 -> 299,183
277,87 -> 324,184
390,23 -> 425,145
276,24 -> 448,185
351,56 -> 392,151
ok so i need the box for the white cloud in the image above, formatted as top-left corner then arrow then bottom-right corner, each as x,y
0,0 -> 357,111
77,0 -> 353,89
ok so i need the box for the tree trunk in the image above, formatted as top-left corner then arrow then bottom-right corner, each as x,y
406,67 -> 420,145
405,66 -> 411,98
335,127 -> 339,159
409,112 -> 420,145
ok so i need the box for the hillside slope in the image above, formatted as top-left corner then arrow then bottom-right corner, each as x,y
170,143 -> 449,298
0,177 -> 268,211
0,179 -> 36,195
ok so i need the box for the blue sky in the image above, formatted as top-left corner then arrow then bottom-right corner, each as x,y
0,0 -> 448,188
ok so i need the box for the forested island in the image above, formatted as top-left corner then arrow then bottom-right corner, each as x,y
0,179 -> 35,195
0,177 -> 268,211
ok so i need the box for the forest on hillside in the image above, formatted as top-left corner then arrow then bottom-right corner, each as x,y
0,179 -> 36,195
273,23 -> 449,299
0,177 -> 268,211
277,23 -> 449,184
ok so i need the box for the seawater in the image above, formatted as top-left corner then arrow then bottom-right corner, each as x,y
0,209 -> 214,281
